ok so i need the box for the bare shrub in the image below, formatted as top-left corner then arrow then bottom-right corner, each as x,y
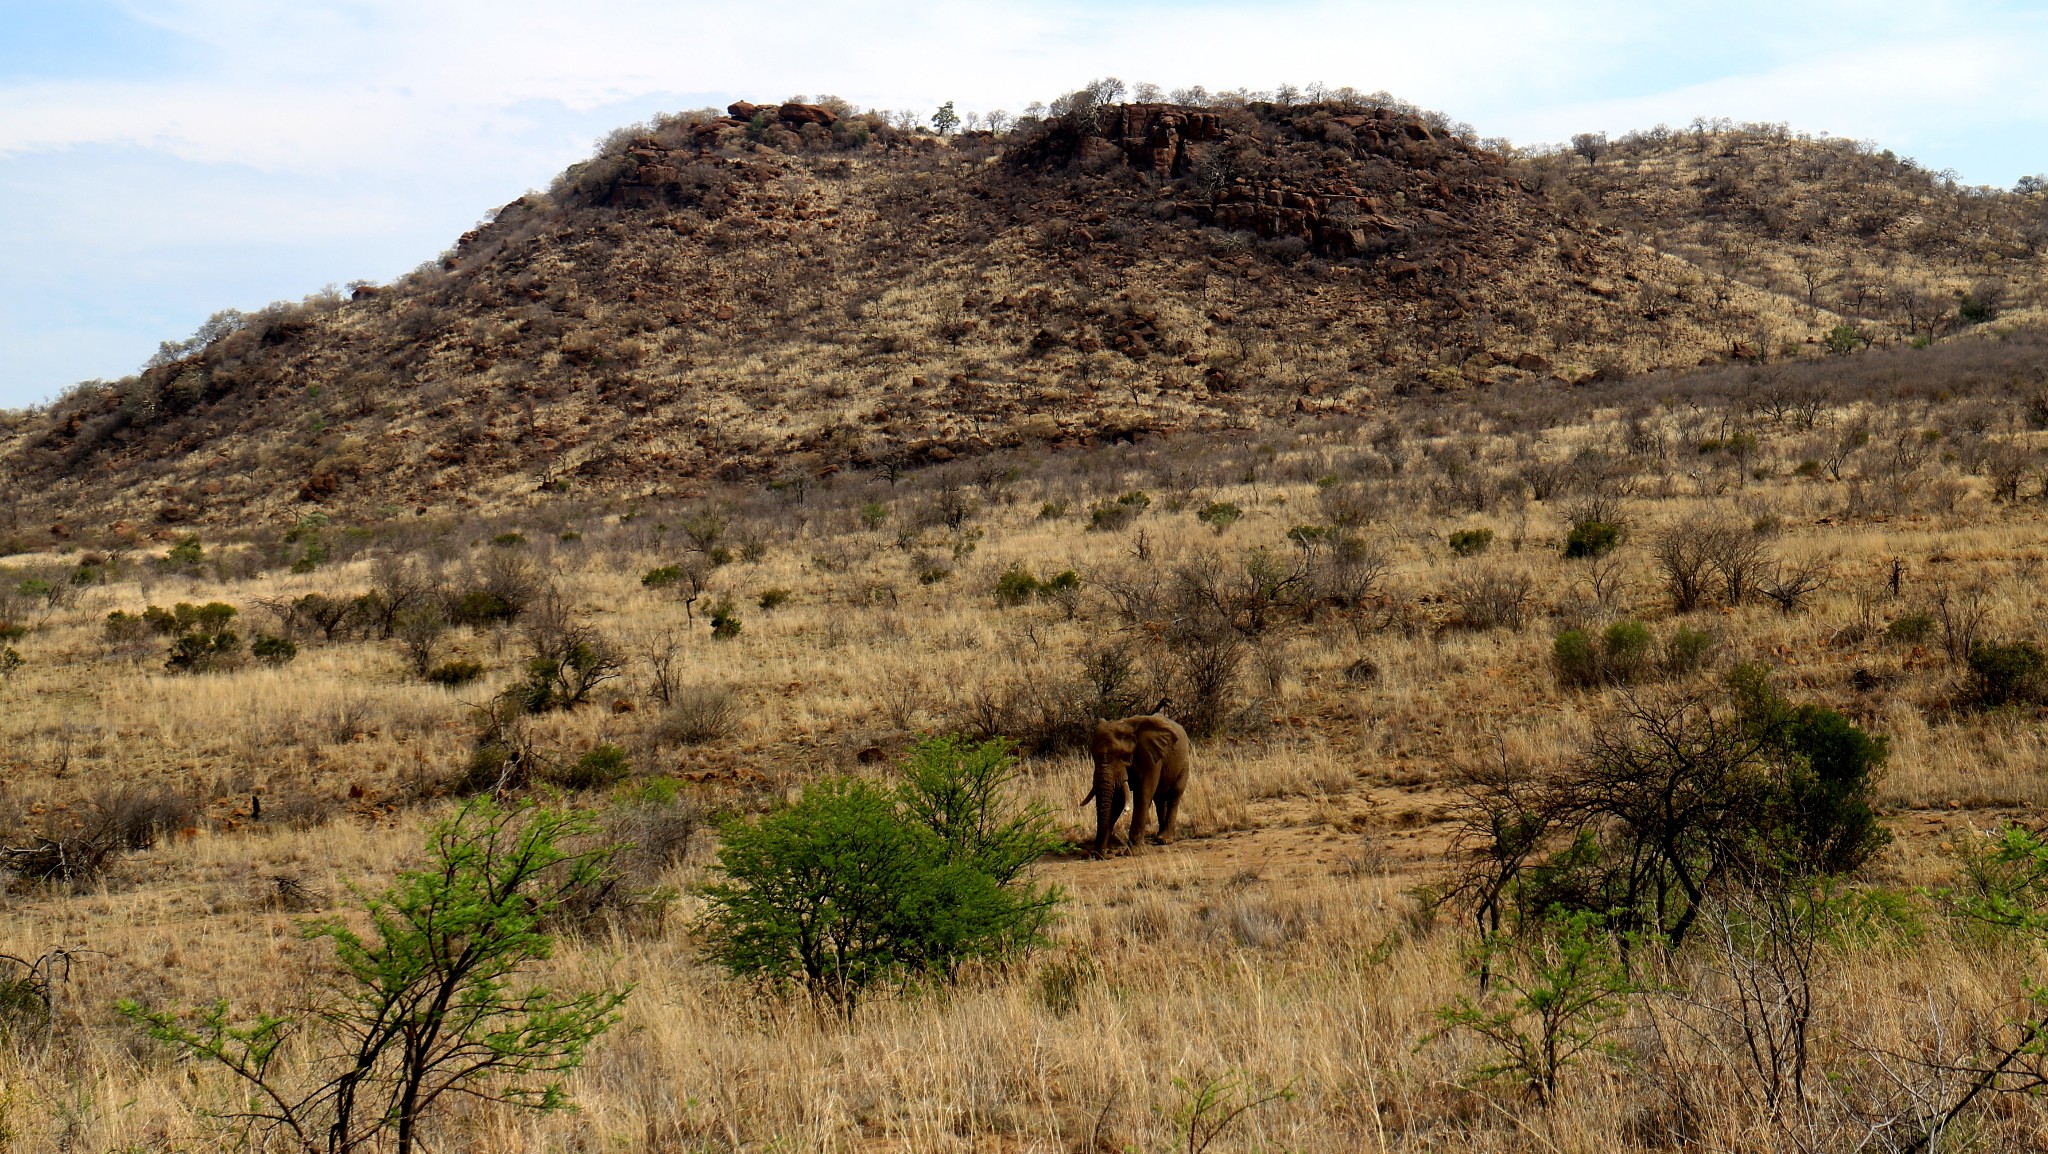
357,554 -> 439,639
393,606 -> 448,678
876,673 -> 929,731
642,629 -> 686,706
1317,481 -> 1382,527
92,786 -> 201,851
1758,558 -> 1832,614
1932,583 -> 1990,666
1704,523 -> 1771,607
656,686 -> 740,746
0,786 -> 198,884
1984,442 -> 2036,503
1654,516 -> 1721,612
1448,567 -> 1537,630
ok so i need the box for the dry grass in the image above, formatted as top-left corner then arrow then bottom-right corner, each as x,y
2,370 -> 2047,1149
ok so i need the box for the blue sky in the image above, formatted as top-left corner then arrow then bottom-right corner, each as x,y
4,0 -> 2046,408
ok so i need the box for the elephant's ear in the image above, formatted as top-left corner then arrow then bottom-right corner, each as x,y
1135,726 -> 1175,764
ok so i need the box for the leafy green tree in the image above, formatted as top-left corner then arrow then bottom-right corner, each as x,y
1823,323 -> 1864,356
165,602 -> 242,674
120,800 -> 629,1154
931,101 -> 959,135
895,735 -> 1062,887
699,737 -> 1062,1009
163,534 -> 204,571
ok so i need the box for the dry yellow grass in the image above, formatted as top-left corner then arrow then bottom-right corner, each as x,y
2,373 -> 2047,1150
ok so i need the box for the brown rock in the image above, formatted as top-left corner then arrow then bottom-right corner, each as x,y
1514,353 -> 1549,372
777,103 -> 837,128
728,101 -> 766,120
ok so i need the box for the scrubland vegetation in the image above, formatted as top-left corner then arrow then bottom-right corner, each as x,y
0,329 -> 2045,1150
7,81 -> 2045,546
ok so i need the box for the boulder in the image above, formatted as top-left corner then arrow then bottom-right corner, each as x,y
727,101 -> 767,120
778,102 -> 837,127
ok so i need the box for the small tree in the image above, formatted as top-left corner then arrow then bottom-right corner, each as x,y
1444,669 -> 1889,951
393,606 -> 448,679
165,602 -> 242,674
512,593 -> 622,711
1429,911 -> 1637,1103
931,101 -> 959,136
698,737 -> 1062,1009
120,800 -> 629,1154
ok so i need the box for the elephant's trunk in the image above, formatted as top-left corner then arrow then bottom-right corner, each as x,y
1094,774 -> 1117,859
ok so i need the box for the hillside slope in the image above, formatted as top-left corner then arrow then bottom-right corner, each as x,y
1540,121 -> 2048,339
4,96 -> 2039,544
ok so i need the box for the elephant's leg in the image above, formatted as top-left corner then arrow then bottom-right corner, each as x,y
1129,775 -> 1155,854
1154,788 -> 1181,843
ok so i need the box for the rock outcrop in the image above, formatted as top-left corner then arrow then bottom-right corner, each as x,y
1011,102 -> 1516,262
727,100 -> 838,128
1095,103 -> 1224,175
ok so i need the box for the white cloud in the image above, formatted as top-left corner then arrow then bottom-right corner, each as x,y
3,0 -> 2046,404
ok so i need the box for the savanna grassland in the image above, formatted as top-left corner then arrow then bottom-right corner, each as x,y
2,330 -> 2048,1151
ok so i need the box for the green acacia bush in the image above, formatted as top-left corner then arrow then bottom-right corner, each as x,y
1663,625 -> 1716,676
707,598 -> 742,639
251,634 -> 298,666
426,659 -> 485,687
448,590 -> 516,627
1428,911 -> 1637,1104
553,744 -> 631,790
698,736 -> 1063,1009
1087,491 -> 1151,532
994,564 -> 1041,606
1197,501 -> 1243,533
1448,666 -> 1890,949
1448,527 -> 1495,556
121,800 -> 628,1154
1563,520 -> 1624,559
1552,620 -> 1653,687
1886,612 -> 1935,645
1967,639 -> 2046,708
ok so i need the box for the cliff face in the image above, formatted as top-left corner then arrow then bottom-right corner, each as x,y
1,99 -> 1933,541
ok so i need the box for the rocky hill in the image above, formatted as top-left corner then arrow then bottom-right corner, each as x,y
2,94 -> 2042,545
1542,121 -> 2048,342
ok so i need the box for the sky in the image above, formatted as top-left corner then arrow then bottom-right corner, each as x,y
3,0 -> 2047,409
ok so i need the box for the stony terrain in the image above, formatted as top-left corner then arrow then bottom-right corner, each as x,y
12,94 -> 2042,549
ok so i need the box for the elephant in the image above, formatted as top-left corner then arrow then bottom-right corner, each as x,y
1079,708 -> 1192,858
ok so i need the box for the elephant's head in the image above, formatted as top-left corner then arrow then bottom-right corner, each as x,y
1084,720 -> 1137,857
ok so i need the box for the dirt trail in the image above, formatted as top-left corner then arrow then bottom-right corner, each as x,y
1039,782 -> 1462,899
